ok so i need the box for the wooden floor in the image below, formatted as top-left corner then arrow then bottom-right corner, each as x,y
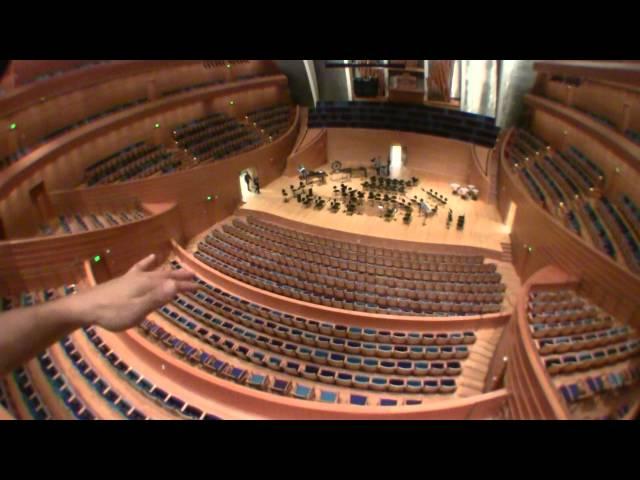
242,161 -> 510,253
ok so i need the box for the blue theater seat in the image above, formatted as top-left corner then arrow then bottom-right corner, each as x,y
380,398 -> 398,406
350,394 -> 368,406
293,384 -> 314,400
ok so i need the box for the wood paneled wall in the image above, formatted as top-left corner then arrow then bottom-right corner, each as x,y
284,128 -> 328,176
0,202 -> 182,292
325,127 -> 480,185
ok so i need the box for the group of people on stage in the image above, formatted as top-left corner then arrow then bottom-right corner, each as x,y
243,171 -> 260,194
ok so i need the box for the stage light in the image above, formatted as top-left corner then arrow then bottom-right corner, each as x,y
615,167 -> 621,174
229,100 -> 235,105
206,195 -> 213,201
226,63 -> 231,69
93,255 -> 102,263
154,123 -> 160,129
9,123 -> 16,130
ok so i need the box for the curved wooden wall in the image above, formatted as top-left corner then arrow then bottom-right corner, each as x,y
284,127 -> 328,176
0,202 -> 182,292
497,128 -> 640,326
505,265 -> 577,420
0,75 -> 292,238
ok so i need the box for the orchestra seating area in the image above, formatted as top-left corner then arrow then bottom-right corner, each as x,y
0,264 -> 502,418
527,287 -> 640,419
84,142 -> 182,186
172,111 -> 264,164
504,128 -> 640,273
38,207 -> 146,236
195,216 -> 505,316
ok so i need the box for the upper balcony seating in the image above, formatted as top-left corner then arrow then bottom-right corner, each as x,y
620,195 -> 640,234
172,112 -> 263,164
574,105 -> 617,129
85,142 -> 180,186
566,146 -> 605,185
597,198 -> 640,273
0,61 -> 275,173
1,96 -> 147,172
527,288 -> 639,406
39,207 -> 146,236
244,104 -> 293,139
195,217 -> 504,316
505,129 -> 640,274
582,202 -> 617,259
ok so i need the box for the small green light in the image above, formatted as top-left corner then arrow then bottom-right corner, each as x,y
154,123 -> 160,129
9,123 -> 17,130
93,255 -> 101,263
206,195 -> 212,201
229,100 -> 235,106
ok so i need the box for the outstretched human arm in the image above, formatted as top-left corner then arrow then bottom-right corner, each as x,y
0,254 -> 198,377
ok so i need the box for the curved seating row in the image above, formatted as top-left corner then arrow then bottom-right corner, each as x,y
39,208 -> 146,236
246,215 -> 488,265
230,218 -> 499,275
82,327 -> 218,420
505,129 -> 639,272
211,228 -> 502,291
155,301 -> 462,393
37,351 -> 96,420
178,264 -> 479,345
195,247 -> 502,316
172,111 -> 265,165
139,316 -> 458,402
11,368 -> 51,420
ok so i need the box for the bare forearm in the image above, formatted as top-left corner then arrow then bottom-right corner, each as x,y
0,295 -> 88,377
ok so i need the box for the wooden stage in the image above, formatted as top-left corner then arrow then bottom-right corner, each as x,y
241,161 -> 511,254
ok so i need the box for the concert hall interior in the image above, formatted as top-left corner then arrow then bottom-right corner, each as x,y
0,59 -> 639,420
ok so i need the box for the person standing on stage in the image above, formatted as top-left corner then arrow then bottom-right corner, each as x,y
373,156 -> 382,176
386,156 -> 391,176
253,175 -> 260,194
244,172 -> 253,192
419,199 -> 429,217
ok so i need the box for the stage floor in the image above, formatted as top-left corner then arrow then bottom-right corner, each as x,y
242,161 -> 511,254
